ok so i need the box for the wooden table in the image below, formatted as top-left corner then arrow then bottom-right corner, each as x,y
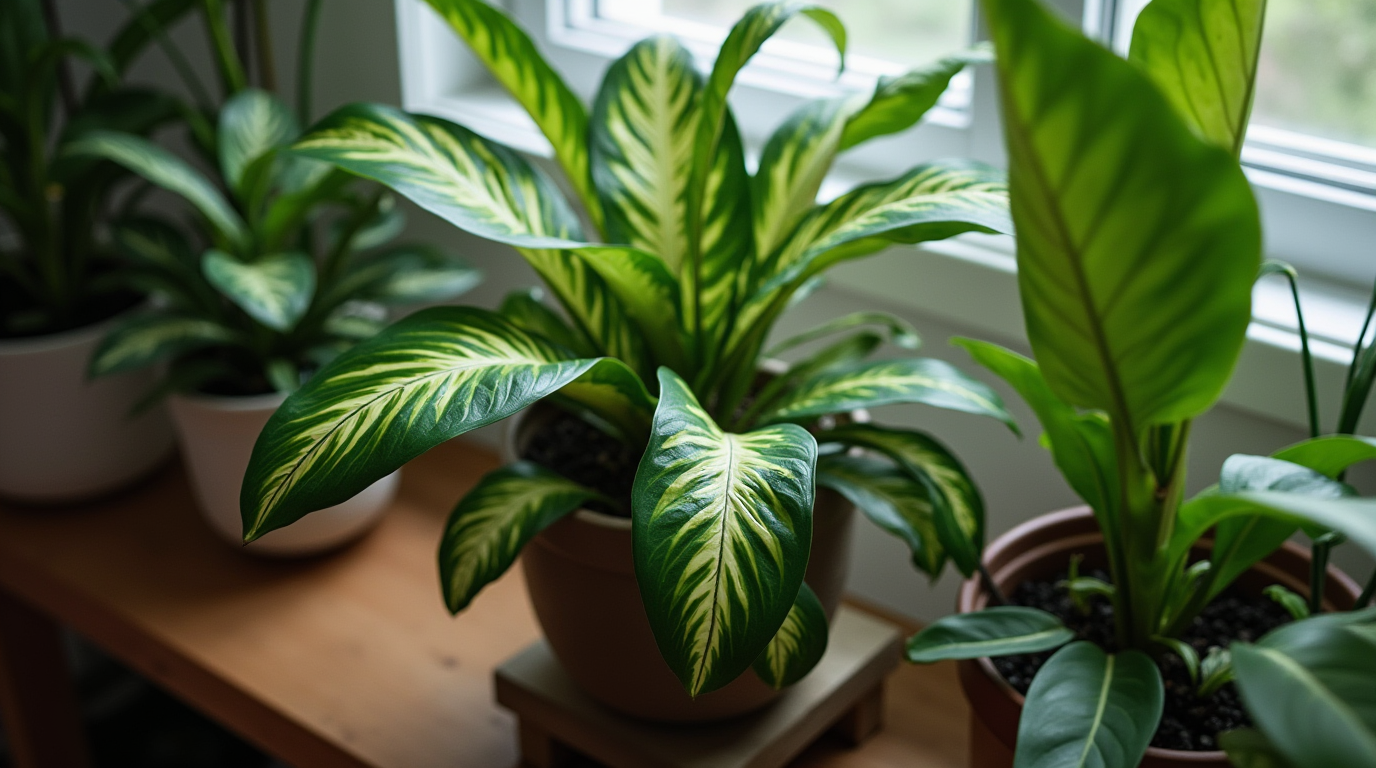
0,438 -> 969,768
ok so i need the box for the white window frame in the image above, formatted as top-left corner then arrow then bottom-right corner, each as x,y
394,0 -> 1376,433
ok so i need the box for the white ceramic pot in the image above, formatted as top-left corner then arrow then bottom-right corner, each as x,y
168,391 -> 398,556
0,315 -> 174,503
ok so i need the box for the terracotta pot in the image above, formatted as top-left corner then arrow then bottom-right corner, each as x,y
169,392 -> 398,557
0,311 -> 174,503
506,403 -> 859,722
956,507 -> 1362,768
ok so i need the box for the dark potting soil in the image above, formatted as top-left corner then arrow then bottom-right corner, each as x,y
520,409 -> 638,517
991,570 -> 1294,752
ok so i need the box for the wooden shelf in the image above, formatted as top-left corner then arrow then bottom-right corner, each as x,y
0,438 -> 969,768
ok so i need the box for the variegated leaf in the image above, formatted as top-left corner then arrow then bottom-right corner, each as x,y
421,0 -> 601,228
815,454 -> 946,577
498,288 -> 595,356
766,311 -> 920,357
88,314 -> 240,377
758,357 -> 1016,430
906,606 -> 1073,663
633,368 -> 817,697
202,250 -> 316,331
440,461 -> 605,613
839,46 -> 992,151
816,424 -> 985,577
689,110 -> 754,367
519,247 -> 652,378
240,307 -> 655,541
752,97 -> 853,265
218,88 -> 298,193
337,244 -> 482,306
575,246 -> 687,370
745,332 -> 883,425
753,583 -> 828,689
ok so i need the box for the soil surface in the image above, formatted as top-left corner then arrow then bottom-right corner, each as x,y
520,409 -> 639,517
991,570 -> 1293,752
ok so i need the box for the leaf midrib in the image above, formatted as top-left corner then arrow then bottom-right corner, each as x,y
1076,653 -> 1115,768
914,627 -> 1068,656
692,433 -> 740,695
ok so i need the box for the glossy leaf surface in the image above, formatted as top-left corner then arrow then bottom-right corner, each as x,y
906,607 -> 1073,663
815,454 -> 945,577
752,583 -> 828,689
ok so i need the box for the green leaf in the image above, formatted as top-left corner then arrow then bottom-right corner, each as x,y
766,311 -> 920,357
1013,642 -> 1163,768
1175,492 -> 1376,569
420,0 -> 601,229
1262,585 -> 1310,621
202,250 -> 316,332
905,607 -> 1073,663
498,288 -> 594,356
688,108 -> 754,366
632,368 -> 817,697
337,244 -> 482,306
1128,0 -> 1265,155
758,357 -> 1016,430
817,424 -> 984,576
1272,435 -> 1376,479
88,315 -> 239,377
752,97 -> 853,263
985,0 -> 1261,439
839,45 -> 992,151
1199,646 -> 1235,697
440,461 -> 604,613
574,246 -> 687,369
65,130 -> 250,251
240,307 -> 653,542
815,454 -> 945,577
752,583 -> 828,689
1220,729 -> 1296,768
748,332 -> 882,422
218,88 -> 298,194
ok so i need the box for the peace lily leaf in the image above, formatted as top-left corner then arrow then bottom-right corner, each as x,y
440,461 -> 606,613
219,88 -> 298,193
758,357 -> 1017,431
985,0 -> 1261,438
64,130 -> 250,251
202,250 -> 316,332
498,288 -> 595,356
1220,729 -> 1296,768
766,311 -> 920,357
633,368 -> 817,697
1272,435 -> 1376,479
839,46 -> 992,151
815,454 -> 945,577
752,583 -> 828,689
89,315 -> 239,377
752,97 -> 853,263
817,423 -> 985,576
1013,642 -> 1163,768
1175,492 -> 1376,568
240,307 -> 652,541
1129,0 -> 1265,155
421,0 -> 601,228
905,607 -> 1072,663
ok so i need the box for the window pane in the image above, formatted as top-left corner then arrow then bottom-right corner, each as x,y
596,0 -> 974,70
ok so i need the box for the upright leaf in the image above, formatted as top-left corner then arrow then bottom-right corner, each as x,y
906,607 -> 1073,663
219,89 -> 298,193
752,97 -> 853,263
985,0 -> 1261,439
633,368 -> 817,697
752,583 -> 828,689
574,246 -> 687,369
815,454 -> 945,577
202,250 -> 316,332
1013,642 -> 1164,768
839,46 -> 992,151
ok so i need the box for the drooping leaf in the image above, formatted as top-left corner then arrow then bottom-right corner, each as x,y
218,88 -> 298,193
440,461 -> 605,613
817,423 -> 985,576
240,307 -> 653,541
420,0 -> 601,228
839,45 -> 992,151
632,368 -> 817,697
1129,0 -> 1266,155
752,583 -> 828,689
1012,642 -> 1164,768
202,250 -> 316,332
905,607 -> 1073,663
985,0 -> 1261,439
1272,435 -> 1376,479
815,453 -> 945,577
88,315 -> 240,377
758,357 -> 1016,430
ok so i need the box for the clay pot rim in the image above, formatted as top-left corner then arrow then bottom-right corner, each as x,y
958,505 -> 1360,763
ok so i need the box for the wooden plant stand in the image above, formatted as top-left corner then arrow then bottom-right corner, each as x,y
495,606 -> 901,768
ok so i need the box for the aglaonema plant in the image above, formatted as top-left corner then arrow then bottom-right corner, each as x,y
236,0 -> 1020,696
903,0 -> 1376,764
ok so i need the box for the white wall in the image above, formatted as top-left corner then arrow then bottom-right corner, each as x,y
68,0 -> 1374,623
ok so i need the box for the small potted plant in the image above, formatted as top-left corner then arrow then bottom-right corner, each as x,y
237,0 -> 1017,720
0,0 -> 191,502
71,3 -> 479,556
901,0 -> 1376,765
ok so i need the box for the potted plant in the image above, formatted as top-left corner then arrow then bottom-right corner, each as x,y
0,0 -> 193,502
236,0 -> 1017,720
901,0 -> 1376,765
69,3 -> 479,556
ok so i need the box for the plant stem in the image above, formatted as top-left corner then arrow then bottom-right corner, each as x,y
1279,266 -> 1320,438
1337,277 -> 1376,434
39,0 -> 77,119
250,0 -> 276,92
977,561 -> 1007,606
1309,538 -> 1332,614
119,0 -> 215,111
201,0 -> 248,96
296,0 -> 323,122
1359,569 -> 1375,609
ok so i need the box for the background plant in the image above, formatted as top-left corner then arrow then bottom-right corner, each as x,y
902,0 -> 1376,765
236,0 -> 1024,697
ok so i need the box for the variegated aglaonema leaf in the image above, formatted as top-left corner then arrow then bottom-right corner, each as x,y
815,454 -> 946,577
440,461 -> 606,613
757,357 -> 1017,431
89,314 -> 240,377
753,583 -> 828,689
202,250 -> 316,331
752,97 -> 852,264
633,368 -> 817,697
817,423 -> 986,577
218,88 -> 298,194
241,307 -> 655,542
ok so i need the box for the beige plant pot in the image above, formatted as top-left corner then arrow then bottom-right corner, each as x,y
0,314 -> 173,503
505,403 -> 859,723
168,391 -> 398,557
